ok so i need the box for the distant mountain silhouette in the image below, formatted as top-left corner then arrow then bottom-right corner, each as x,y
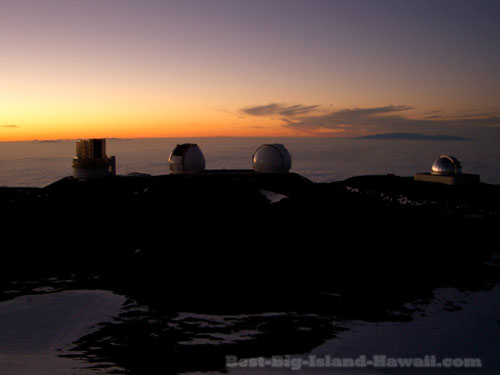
356,132 -> 471,141
32,139 -> 63,143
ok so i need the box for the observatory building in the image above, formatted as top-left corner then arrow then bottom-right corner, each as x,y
169,143 -> 206,174
414,155 -> 479,185
72,139 -> 116,179
252,144 -> 292,173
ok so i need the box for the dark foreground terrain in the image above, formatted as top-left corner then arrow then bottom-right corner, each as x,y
1,172 -> 499,374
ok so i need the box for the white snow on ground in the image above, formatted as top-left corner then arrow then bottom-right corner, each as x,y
0,290 -> 126,375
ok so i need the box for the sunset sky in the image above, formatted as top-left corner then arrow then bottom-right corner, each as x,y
1,0 -> 500,141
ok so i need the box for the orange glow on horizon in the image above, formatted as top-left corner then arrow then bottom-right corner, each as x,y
0,118 -> 302,141
0,125 -> 356,142
0,100 -> 335,141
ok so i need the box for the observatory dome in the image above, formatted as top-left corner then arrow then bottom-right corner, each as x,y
431,155 -> 462,176
252,144 -> 292,173
169,144 -> 206,174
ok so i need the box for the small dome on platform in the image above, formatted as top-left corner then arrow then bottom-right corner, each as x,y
169,144 -> 206,174
252,144 -> 291,173
431,155 -> 462,176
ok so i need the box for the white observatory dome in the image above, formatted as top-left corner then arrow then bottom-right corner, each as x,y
431,155 -> 462,176
252,144 -> 292,173
169,144 -> 206,174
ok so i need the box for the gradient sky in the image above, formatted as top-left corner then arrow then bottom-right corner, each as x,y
1,0 -> 500,140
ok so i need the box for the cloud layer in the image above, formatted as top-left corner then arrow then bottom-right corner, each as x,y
285,105 -> 413,131
1,125 -> 20,128
241,103 -> 500,136
241,103 -> 319,117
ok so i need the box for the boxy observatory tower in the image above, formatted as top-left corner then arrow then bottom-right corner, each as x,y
72,139 -> 116,179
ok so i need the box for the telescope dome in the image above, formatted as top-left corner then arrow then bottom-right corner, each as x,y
431,155 -> 462,176
252,144 -> 291,173
169,144 -> 206,174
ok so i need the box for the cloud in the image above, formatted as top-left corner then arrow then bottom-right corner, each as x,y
283,105 -> 500,135
284,105 -> 413,130
242,103 -> 319,117
1,124 -> 20,128
240,102 -> 500,137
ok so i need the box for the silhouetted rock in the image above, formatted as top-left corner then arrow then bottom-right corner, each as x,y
2,172 -> 498,374
2,172 -> 498,290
